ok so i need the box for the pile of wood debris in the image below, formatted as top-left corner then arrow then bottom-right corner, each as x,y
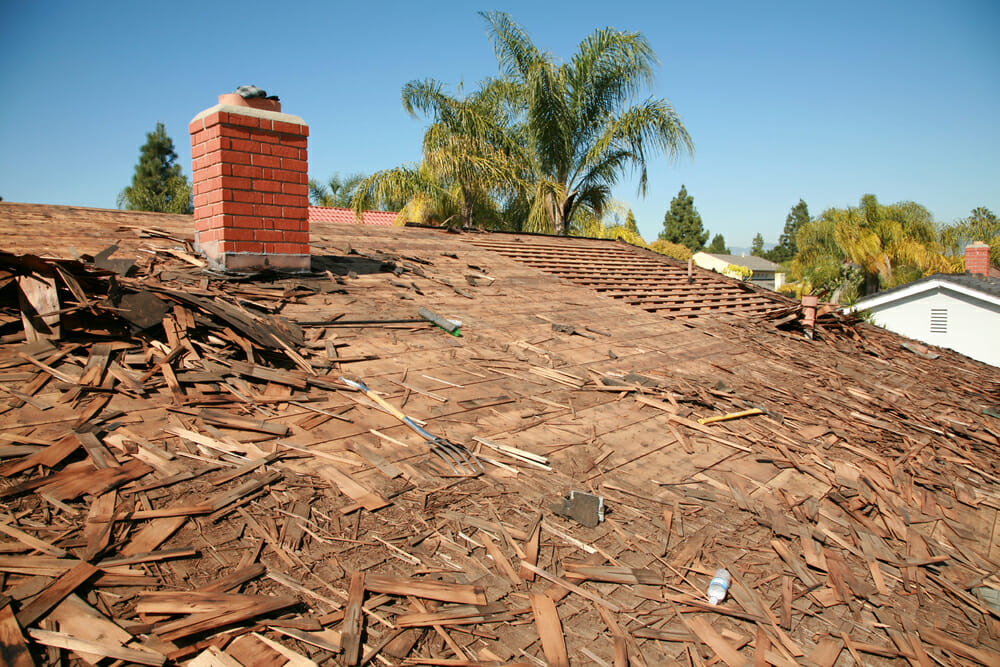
1,222 -> 999,667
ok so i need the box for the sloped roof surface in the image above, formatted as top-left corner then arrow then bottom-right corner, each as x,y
0,202 -> 999,665
308,205 -> 397,226
701,253 -> 784,272
467,234 -> 789,317
855,271 -> 1000,304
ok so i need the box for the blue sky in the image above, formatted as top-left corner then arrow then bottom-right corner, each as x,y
1,1 -> 997,248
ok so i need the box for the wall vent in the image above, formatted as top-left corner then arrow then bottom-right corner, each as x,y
930,308 -> 948,334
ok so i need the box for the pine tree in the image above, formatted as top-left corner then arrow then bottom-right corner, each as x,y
624,209 -> 638,234
707,234 -> 729,254
751,232 -> 765,256
659,185 -> 708,252
766,199 -> 809,263
117,122 -> 192,214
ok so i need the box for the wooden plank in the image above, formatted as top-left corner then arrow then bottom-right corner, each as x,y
16,561 -> 99,627
18,273 -> 60,341
47,594 -> 134,666
0,599 -> 34,667
317,464 -> 390,512
684,615 -> 748,667
28,628 -> 165,666
518,562 -> 622,612
364,576 -> 487,606
529,593 -> 569,667
340,572 -> 365,666
0,521 -> 68,557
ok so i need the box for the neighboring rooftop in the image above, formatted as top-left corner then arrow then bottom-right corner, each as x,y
696,252 -> 784,272
307,205 -> 397,227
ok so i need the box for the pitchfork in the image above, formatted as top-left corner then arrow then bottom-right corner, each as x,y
339,377 -> 484,476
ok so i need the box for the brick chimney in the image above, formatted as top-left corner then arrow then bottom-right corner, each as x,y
965,241 -> 990,277
189,89 -> 309,272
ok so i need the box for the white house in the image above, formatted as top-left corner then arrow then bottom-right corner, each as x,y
692,252 -> 785,290
845,243 -> 1000,367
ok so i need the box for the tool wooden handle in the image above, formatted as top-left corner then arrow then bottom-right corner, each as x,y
697,408 -> 764,425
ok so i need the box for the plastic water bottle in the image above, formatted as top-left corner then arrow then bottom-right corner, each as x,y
707,568 -> 731,605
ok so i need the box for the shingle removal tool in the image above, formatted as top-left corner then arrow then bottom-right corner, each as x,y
339,376 -> 483,476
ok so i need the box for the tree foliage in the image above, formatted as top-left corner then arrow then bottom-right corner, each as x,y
791,194 -> 951,301
117,122 -> 192,214
765,199 -> 809,263
352,78 -> 525,228
707,234 -> 729,254
659,185 -> 708,252
624,209 -> 638,234
939,206 -> 1000,269
648,239 -> 692,261
309,173 -> 367,208
481,11 -> 693,235
750,232 -> 765,256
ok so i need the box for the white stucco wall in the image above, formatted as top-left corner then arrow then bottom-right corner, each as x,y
853,283 -> 1000,367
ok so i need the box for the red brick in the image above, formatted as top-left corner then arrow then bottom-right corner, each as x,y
220,125 -> 251,139
231,164 -> 264,179
191,142 -> 207,159
261,193 -> 275,205
202,137 -> 226,154
254,229 -> 284,242
256,180 -> 282,192
254,205 -> 283,218
274,193 -> 302,206
202,112 -> 227,128
281,158 -> 307,172
188,119 -> 203,134
217,149 -> 252,165
228,113 -> 261,129
219,175 -> 251,190
221,202 -> 254,217
230,190 -> 263,204
273,120 -> 307,136
250,129 -> 280,144
283,206 -> 307,220
274,242 -> 308,254
252,154 -> 281,168
224,241 -> 265,253
298,148 -> 308,161
271,145 -> 298,158
205,189 -> 224,204
229,139 -> 262,154
193,193 -> 209,208
280,182 -> 308,196
258,119 -> 273,131
279,135 -> 307,148
274,169 -> 300,183
194,163 -> 225,181
283,231 -> 310,244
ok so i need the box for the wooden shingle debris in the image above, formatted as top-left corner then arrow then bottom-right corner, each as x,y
2,217 -> 1000,664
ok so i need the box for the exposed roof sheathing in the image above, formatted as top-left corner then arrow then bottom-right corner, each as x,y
0,202 -> 999,665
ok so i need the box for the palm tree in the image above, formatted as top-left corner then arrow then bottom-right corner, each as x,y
792,195 -> 951,301
480,11 -> 692,235
309,172 -> 366,208
352,78 -> 526,228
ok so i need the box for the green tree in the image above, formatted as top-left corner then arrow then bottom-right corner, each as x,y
117,122 -> 192,213
750,232 -> 765,256
707,234 -> 729,254
659,185 -> 707,252
352,78 -> 525,228
309,173 -> 367,208
940,206 -> 1000,268
624,209 -> 638,234
792,194 -> 950,300
481,11 -> 692,235
766,199 -> 810,263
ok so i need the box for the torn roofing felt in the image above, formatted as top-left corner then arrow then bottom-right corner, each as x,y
1,201 -> 1000,665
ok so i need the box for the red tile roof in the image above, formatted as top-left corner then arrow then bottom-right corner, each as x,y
308,206 -> 397,226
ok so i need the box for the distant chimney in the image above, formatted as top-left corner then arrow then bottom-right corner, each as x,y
189,89 -> 310,272
965,241 -> 990,277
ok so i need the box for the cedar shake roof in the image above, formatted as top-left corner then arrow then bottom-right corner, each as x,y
1,201 -> 999,665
